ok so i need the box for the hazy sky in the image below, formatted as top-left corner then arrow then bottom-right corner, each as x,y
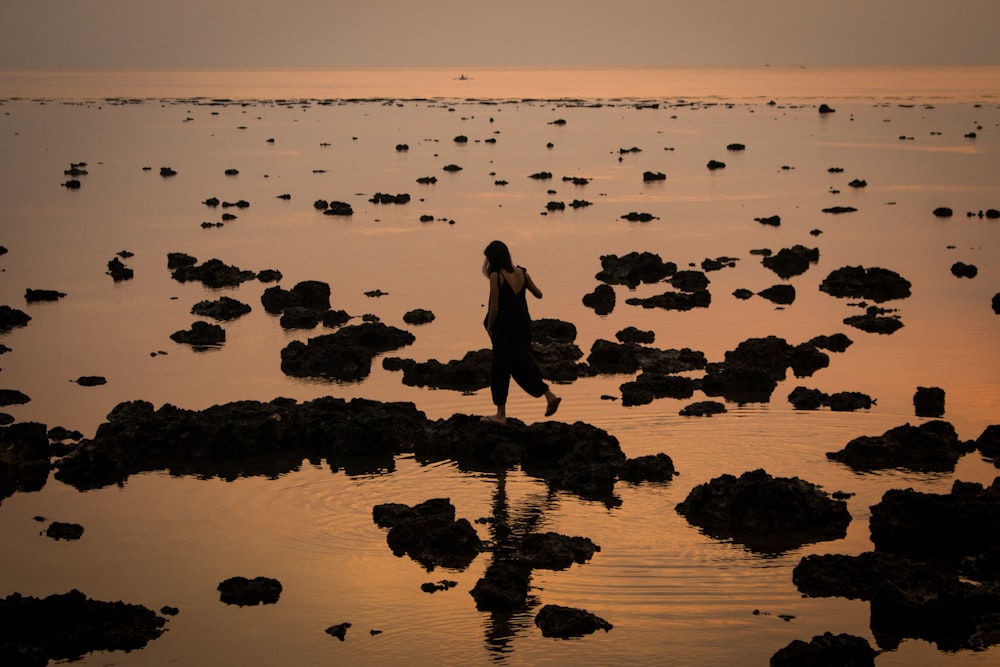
2,0 -> 998,70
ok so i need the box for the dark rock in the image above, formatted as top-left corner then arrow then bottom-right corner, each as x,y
420,580 -> 457,593
620,211 -> 658,222
819,104 -> 836,113
0,589 -> 167,662
789,342 -> 829,377
170,258 -> 255,288
675,469 -> 851,552
384,349 -> 493,392
914,386 -> 945,417
323,310 -> 352,328
820,266 -> 911,302
582,284 -> 615,315
217,576 -> 282,606
595,251 -> 675,287
788,386 -> 828,410
0,390 -> 31,406
279,307 -> 321,330
758,284 -> 796,305
534,604 -> 612,638
933,207 -> 953,218
827,420 -> 969,472
771,632 -> 876,667
325,622 -> 351,641
618,452 -> 677,482
261,280 -> 331,314
191,296 -> 251,321
373,497 -> 482,570
706,159 -> 726,170
761,245 -> 819,278
808,333 -> 853,353
625,290 -> 710,311
169,321 -> 225,348
587,339 -> 706,375
0,422 -> 50,502
844,312 -> 904,335
727,143 -> 746,151
470,561 -> 531,611
106,257 -> 134,281
75,376 -> 107,387
257,269 -> 283,283
951,261 -> 978,278
48,426 -> 83,441
45,521 -> 84,540
0,305 -> 31,332
322,201 -> 354,216
993,293 -> 1000,314
25,289 -> 66,303
733,288 -> 754,300
823,206 -> 857,214
369,192 -> 410,204
403,308 -> 435,325
166,252 -> 197,270
517,532 -> 599,570
643,171 -> 666,182
679,400 -> 726,417
755,214 -> 781,227
870,479 -> 1000,558
826,391 -> 875,412
281,322 -> 414,381
848,178 -> 868,188
670,270 -> 709,292
615,326 -> 654,345
977,425 -> 1000,463
620,373 -> 696,406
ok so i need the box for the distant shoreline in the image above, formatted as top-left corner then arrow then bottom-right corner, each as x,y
2,65 -> 999,102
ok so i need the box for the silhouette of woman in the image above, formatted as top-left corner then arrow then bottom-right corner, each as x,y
481,240 -> 560,425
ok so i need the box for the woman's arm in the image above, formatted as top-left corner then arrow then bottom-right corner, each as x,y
485,272 -> 501,333
524,268 -> 543,299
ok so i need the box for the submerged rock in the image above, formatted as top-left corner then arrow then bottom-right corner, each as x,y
675,469 -> 851,552
625,289 -> 711,311
261,280 -> 331,314
679,400 -> 726,417
844,311 -> 904,335
0,305 -> 31,332
761,245 -> 819,279
517,532 -> 600,570
595,251 -> 676,287
191,296 -> 251,321
169,321 -> 225,348
914,386 -> 945,417
582,284 -> 615,314
170,258 -> 255,288
25,289 -> 66,303
470,561 -> 531,611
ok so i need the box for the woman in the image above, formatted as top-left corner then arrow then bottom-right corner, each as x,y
481,240 -> 561,425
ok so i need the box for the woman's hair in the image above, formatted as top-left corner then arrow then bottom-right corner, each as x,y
483,240 -> 514,276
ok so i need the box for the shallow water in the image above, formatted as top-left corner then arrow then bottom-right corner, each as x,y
0,68 -> 999,665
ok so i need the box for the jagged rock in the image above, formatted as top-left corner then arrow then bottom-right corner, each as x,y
595,252 -> 675,287
951,261 -> 978,278
470,561 -> 531,611
914,386 -> 945,417
870,479 -> 1000,558
25,289 -> 66,303
808,333 -> 853,353
755,214 -> 781,226
582,284 -> 615,315
826,421 -> 970,472
260,280 -> 331,314
170,258 -> 255,288
675,469 -> 851,552
670,270 -> 709,292
325,622 -> 351,640
826,391 -> 875,412
587,339 -> 706,375
372,497 -> 482,570
820,266 -> 912,302
191,296 -> 251,321
618,453 -> 677,482
45,521 -> 84,540
403,308 -> 435,324
166,252 -> 197,269
771,632 -> 876,667
217,576 -> 282,605
977,425 -> 1000,465
761,245 -> 819,279
844,312 -> 904,335
0,305 -> 31,332
620,211 -> 658,222
679,400 -> 726,417
0,390 -> 31,406
106,257 -> 134,281
75,376 -> 107,387
169,321 -> 225,347
626,289 -> 710,311
758,284 -> 796,305
281,322 -> 414,380
534,604 -> 612,637
517,532 -> 599,570
0,589 -> 167,662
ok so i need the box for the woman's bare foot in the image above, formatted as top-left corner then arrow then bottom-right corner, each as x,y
481,414 -> 507,426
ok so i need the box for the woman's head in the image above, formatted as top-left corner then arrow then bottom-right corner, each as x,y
483,240 -> 514,275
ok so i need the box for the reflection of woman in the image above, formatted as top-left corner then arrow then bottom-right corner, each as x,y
481,240 -> 561,425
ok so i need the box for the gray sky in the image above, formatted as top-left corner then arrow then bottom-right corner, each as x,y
2,0 -> 998,69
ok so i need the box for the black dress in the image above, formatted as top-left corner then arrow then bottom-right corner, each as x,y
487,268 -> 548,406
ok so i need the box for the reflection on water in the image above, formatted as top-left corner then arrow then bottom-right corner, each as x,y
0,69 -> 998,665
